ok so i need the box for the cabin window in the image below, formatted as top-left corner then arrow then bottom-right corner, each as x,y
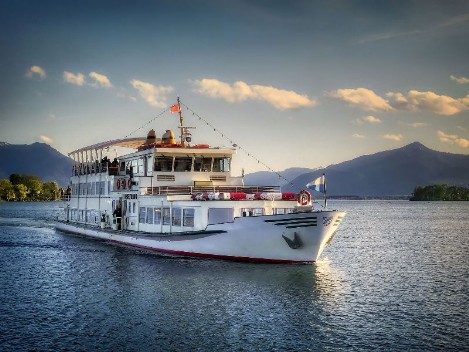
242,208 -> 264,217
154,156 -> 174,172
208,208 -> 234,224
153,208 -> 161,225
146,207 -> 154,224
213,157 -> 230,172
172,207 -> 182,226
183,208 -> 195,227
194,157 -> 212,172
139,207 -> 146,223
174,157 -> 192,172
162,207 -> 171,225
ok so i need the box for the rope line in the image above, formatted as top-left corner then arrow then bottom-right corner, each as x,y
124,107 -> 170,139
179,101 -> 295,188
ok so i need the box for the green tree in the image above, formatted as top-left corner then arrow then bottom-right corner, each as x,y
42,181 -> 60,201
14,184 -> 28,201
0,179 -> 15,201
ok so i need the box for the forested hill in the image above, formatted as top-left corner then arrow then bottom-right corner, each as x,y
0,142 -> 73,187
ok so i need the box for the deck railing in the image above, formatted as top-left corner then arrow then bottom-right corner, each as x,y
142,185 -> 280,196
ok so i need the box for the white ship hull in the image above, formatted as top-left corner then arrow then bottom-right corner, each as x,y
56,210 -> 345,264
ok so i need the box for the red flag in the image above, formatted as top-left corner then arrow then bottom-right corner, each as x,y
170,103 -> 180,113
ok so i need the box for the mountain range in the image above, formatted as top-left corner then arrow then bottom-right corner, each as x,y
280,142 -> 469,196
0,142 -> 73,187
1,141 -> 468,195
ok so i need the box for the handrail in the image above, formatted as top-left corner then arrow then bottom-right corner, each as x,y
142,185 -> 281,196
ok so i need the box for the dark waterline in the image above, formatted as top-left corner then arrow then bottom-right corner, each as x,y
0,201 -> 468,351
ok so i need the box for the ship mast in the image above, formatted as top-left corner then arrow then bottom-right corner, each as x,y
177,97 -> 185,146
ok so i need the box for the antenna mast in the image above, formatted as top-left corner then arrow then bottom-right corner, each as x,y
177,97 -> 185,146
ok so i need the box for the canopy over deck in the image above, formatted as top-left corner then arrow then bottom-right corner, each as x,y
68,137 -> 147,156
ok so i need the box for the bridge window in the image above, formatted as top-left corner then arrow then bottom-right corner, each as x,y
194,157 -> 212,172
174,157 -> 192,172
154,156 -> 174,172
172,207 -> 182,226
213,157 -> 230,172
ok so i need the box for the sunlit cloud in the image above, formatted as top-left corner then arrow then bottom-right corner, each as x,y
406,122 -> 427,128
327,88 -> 393,112
130,79 -> 173,108
63,71 -> 85,86
40,135 -> 53,145
193,78 -> 316,110
437,130 -> 469,148
89,72 -> 112,88
355,115 -> 381,124
26,65 -> 46,79
352,133 -> 366,139
387,90 -> 469,116
450,75 -> 469,84
383,133 -> 403,141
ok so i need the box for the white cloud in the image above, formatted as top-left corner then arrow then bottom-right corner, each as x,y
26,65 -> 46,79
130,79 -> 173,108
383,133 -> 403,141
387,90 -> 469,116
89,72 -> 112,88
407,122 -> 427,128
327,88 -> 393,112
193,78 -> 316,110
437,131 -> 469,148
63,71 -> 85,86
355,115 -> 381,124
352,133 -> 366,139
450,75 -> 469,84
40,135 -> 53,145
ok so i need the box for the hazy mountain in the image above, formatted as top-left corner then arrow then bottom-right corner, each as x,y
281,142 -> 469,196
0,142 -> 73,187
244,167 -> 315,187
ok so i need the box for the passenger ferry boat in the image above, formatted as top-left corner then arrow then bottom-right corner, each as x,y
56,100 -> 345,263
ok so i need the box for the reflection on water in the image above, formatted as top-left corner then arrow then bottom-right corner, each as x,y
1,201 -> 468,351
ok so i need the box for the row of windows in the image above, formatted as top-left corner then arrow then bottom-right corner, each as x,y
68,209 -> 103,223
72,181 -> 110,196
154,156 -> 230,172
139,207 -> 195,227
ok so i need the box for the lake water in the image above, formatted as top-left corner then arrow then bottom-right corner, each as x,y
0,201 -> 468,351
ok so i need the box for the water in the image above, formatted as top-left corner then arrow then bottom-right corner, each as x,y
0,201 -> 468,351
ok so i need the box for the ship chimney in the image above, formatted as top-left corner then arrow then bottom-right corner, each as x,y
145,129 -> 156,145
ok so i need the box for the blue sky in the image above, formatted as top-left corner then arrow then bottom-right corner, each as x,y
1,0 -> 468,174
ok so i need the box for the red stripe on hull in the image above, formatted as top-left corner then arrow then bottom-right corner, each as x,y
57,227 -> 313,264
109,239 -> 314,264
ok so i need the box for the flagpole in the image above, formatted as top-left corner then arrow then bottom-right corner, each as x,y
177,96 -> 185,146
323,173 -> 327,209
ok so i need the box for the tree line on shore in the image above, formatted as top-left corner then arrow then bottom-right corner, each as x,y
0,174 -> 70,201
410,184 -> 469,201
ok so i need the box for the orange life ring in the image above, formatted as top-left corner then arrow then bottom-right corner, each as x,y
116,179 -> 121,189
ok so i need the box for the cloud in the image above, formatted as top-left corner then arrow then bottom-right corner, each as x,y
40,135 -> 53,145
387,90 -> 469,116
437,131 -> 469,148
89,72 -> 112,88
383,133 -> 403,141
352,133 -> 366,139
355,115 -> 381,124
450,75 -> 469,84
327,88 -> 393,112
63,71 -> 85,86
193,78 -> 316,110
26,65 -> 46,79
130,79 -> 173,108
407,122 -> 427,128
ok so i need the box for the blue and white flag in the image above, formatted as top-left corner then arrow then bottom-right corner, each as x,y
306,174 -> 326,193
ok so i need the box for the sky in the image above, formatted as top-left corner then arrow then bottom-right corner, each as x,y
1,0 -> 468,175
